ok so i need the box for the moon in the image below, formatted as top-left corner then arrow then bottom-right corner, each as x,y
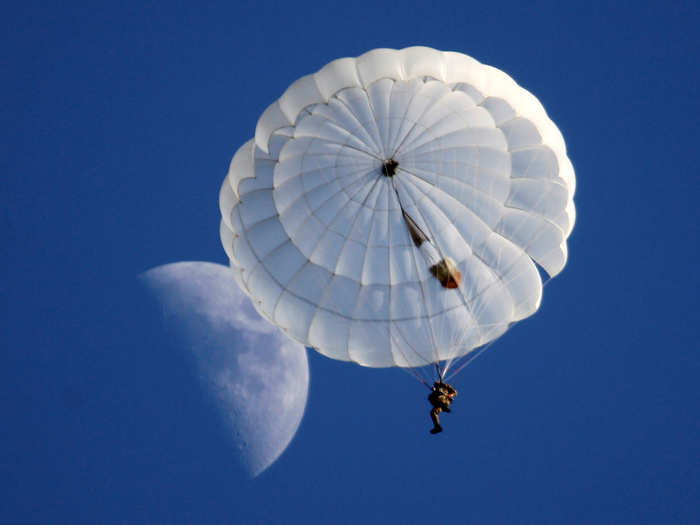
139,261 -> 309,477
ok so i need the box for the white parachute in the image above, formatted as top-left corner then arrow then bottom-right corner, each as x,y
219,47 -> 575,379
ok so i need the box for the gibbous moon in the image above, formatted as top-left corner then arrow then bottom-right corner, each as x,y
140,261 -> 309,477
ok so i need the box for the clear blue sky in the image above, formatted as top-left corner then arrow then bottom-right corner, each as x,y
3,2 -> 699,523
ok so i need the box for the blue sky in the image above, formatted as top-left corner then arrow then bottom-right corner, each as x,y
3,2 -> 699,523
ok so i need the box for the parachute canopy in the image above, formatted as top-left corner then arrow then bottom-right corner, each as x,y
219,47 -> 575,371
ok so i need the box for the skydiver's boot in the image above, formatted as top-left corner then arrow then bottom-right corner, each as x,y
430,424 -> 443,434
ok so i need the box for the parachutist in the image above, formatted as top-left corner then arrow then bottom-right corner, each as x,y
428,381 -> 457,434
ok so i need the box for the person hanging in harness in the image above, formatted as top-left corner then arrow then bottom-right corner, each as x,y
428,381 -> 458,434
